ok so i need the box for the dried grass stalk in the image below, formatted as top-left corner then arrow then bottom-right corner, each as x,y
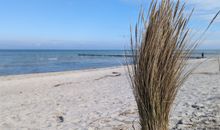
128,0 -> 194,129
218,57 -> 220,73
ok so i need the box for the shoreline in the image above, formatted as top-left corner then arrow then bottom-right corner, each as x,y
0,55 -> 216,78
0,65 -> 126,80
0,57 -> 209,79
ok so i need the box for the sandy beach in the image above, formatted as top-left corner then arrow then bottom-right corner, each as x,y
0,58 -> 220,130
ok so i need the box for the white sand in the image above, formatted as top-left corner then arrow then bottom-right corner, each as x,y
0,59 -> 220,130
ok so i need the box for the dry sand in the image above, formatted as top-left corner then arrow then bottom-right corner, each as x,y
0,58 -> 220,130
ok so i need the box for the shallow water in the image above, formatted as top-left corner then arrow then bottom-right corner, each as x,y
0,49 -> 219,76
0,50 -> 127,76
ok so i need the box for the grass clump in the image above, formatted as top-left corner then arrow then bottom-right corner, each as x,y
128,0 -> 220,129
128,0 -> 194,129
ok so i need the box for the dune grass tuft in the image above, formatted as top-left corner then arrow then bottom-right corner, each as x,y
127,0 -> 220,129
128,0 -> 194,129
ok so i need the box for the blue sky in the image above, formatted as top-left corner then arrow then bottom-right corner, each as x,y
0,0 -> 219,49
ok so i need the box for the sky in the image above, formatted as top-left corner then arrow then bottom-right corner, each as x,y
0,0 -> 219,50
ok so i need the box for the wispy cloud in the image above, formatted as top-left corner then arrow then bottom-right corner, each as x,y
186,0 -> 220,48
122,0 -> 220,22
185,0 -> 220,22
121,0 -> 220,48
188,0 -> 220,11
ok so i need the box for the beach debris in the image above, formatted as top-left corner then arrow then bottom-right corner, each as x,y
177,119 -> 184,125
112,72 -> 121,76
192,72 -> 219,75
53,82 -> 74,87
54,84 -> 62,87
95,72 -> 121,80
57,116 -> 64,123
191,104 -> 205,110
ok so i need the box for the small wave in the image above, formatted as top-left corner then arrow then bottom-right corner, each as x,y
48,58 -> 58,61
78,54 -> 133,57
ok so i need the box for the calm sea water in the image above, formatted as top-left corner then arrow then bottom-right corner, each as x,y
0,50 -> 127,76
0,49 -> 219,76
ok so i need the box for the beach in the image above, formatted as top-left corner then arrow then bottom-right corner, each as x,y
0,58 -> 220,130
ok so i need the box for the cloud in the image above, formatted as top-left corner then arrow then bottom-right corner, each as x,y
121,0 -> 220,48
183,0 -> 220,48
121,0 -> 220,21
186,0 -> 220,22
188,0 -> 220,10
199,39 -> 220,49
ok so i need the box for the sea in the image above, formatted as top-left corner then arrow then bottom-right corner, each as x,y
0,49 -> 220,76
